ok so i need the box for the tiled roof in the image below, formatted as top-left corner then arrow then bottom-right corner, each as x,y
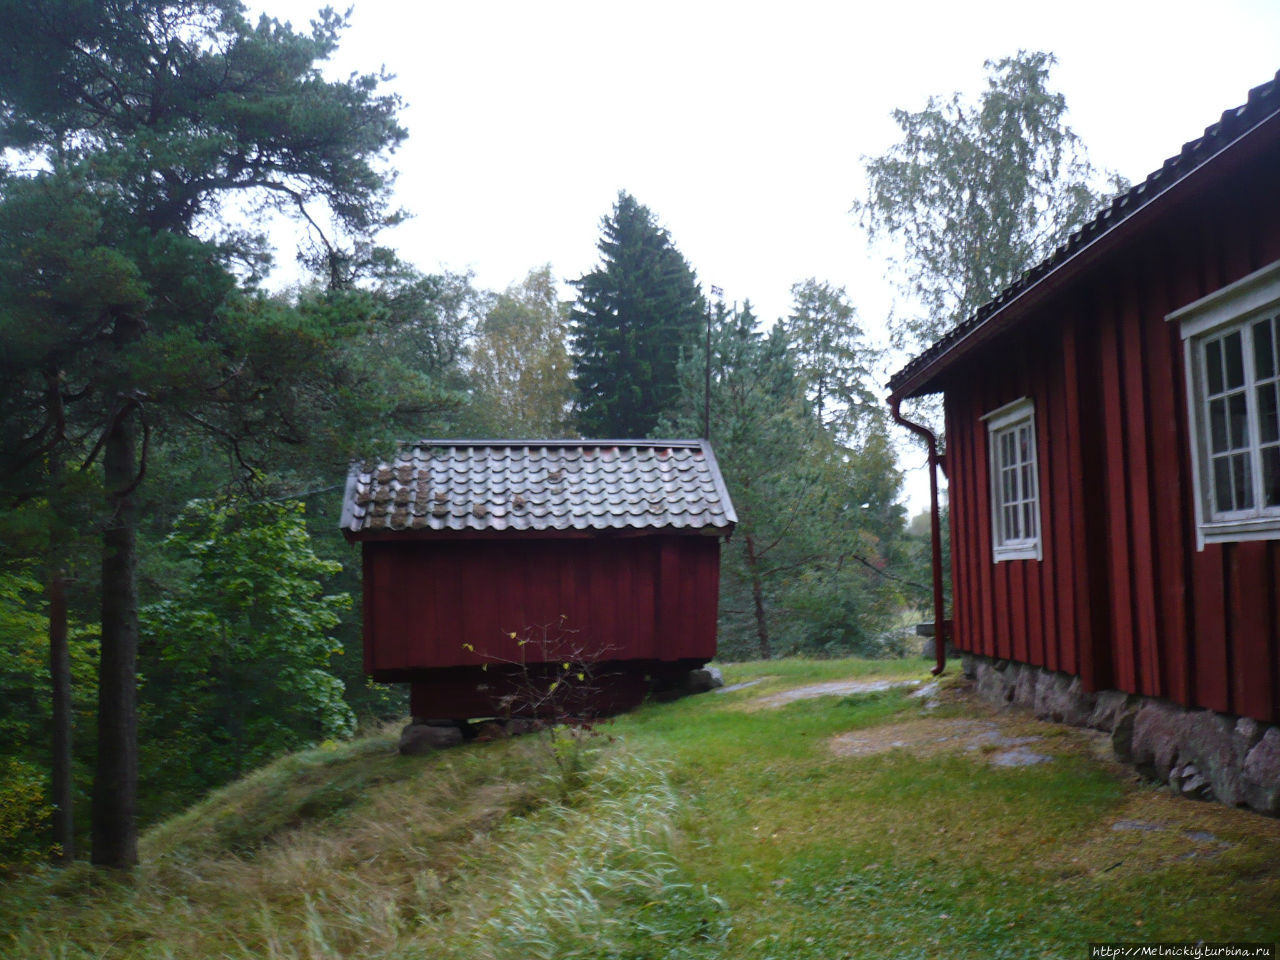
888,69 -> 1280,399
340,440 -> 737,537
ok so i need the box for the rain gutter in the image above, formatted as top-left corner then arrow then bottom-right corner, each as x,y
889,395 -> 947,676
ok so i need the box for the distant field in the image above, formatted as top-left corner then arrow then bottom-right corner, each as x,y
6,657 -> 1280,959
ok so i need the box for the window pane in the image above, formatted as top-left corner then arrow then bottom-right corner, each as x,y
1260,382 -> 1280,444
1225,331 -> 1245,389
1234,453 -> 1254,510
989,411 -> 1039,552
1229,392 -> 1249,449
1213,457 -> 1233,513
1210,397 -> 1229,453
1255,317 -> 1276,380
1206,338 -> 1224,395
1263,445 -> 1280,508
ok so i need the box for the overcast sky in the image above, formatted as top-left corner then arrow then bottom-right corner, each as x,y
252,0 -> 1280,507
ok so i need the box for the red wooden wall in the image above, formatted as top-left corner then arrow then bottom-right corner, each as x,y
361,533 -> 720,679
942,129 -> 1280,724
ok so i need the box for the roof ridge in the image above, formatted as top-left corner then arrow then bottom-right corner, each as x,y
407,438 -> 707,448
340,439 -> 737,537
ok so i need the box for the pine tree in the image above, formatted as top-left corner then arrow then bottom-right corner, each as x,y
0,0 -> 406,868
571,192 -> 704,437
664,301 -> 907,660
664,301 -> 819,658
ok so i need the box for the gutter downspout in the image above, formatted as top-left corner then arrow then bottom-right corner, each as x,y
889,395 -> 948,676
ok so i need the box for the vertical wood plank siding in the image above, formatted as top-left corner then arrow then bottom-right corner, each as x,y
362,535 -> 719,677
943,154 -> 1280,724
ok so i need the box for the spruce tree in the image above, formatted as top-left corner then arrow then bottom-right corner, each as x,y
571,192 -> 704,437
782,279 -> 881,444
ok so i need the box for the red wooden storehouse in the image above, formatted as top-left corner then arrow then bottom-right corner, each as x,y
889,71 -> 1280,727
340,440 -> 736,720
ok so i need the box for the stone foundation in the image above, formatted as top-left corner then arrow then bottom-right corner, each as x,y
962,653 -> 1280,816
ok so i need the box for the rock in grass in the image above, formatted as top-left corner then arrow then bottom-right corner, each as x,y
685,667 -> 724,694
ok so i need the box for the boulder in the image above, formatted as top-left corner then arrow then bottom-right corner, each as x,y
399,722 -> 464,755
1033,671 -> 1096,727
1089,690 -> 1136,733
1235,716 -> 1266,753
1242,727 -> 1280,814
1178,711 -> 1245,806
1012,664 -> 1038,710
1169,762 -> 1214,801
974,659 -> 1016,705
685,666 -> 724,694
1111,706 -> 1138,763
1128,700 -> 1188,781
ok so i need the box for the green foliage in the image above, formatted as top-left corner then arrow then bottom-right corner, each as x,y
469,266 -> 575,437
856,51 -> 1123,352
0,0 -> 414,865
781,278 -> 882,443
0,758 -> 54,873
0,569 -> 98,743
0,0 -> 405,272
0,569 -> 98,857
663,303 -> 906,660
0,0 -> 414,486
138,499 -> 354,818
572,192 -> 705,437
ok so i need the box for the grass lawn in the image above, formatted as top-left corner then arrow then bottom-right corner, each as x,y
5,657 -> 1279,958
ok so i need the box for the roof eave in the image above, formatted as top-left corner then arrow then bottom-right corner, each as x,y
698,438 -> 739,527
338,463 -> 361,538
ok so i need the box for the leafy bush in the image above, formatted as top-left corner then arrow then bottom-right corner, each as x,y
138,499 -> 354,820
0,758 -> 54,873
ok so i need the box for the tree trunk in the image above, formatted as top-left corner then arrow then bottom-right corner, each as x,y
92,401 -> 139,868
743,533 -> 772,660
49,559 -> 74,864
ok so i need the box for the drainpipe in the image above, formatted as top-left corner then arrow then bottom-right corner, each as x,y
889,395 -> 948,676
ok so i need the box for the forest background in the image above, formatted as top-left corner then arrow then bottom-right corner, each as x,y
0,0 -> 1145,870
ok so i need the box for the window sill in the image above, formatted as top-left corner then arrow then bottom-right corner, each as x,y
1199,517 -> 1280,548
992,544 -> 1041,563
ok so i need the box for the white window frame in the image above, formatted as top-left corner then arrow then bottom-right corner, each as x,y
1168,258 -> 1280,550
982,397 -> 1042,562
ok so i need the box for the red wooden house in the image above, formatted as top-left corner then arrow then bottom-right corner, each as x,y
340,440 -> 735,720
889,73 -> 1280,809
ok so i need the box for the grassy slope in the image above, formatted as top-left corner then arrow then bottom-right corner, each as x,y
5,658 -> 1280,959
